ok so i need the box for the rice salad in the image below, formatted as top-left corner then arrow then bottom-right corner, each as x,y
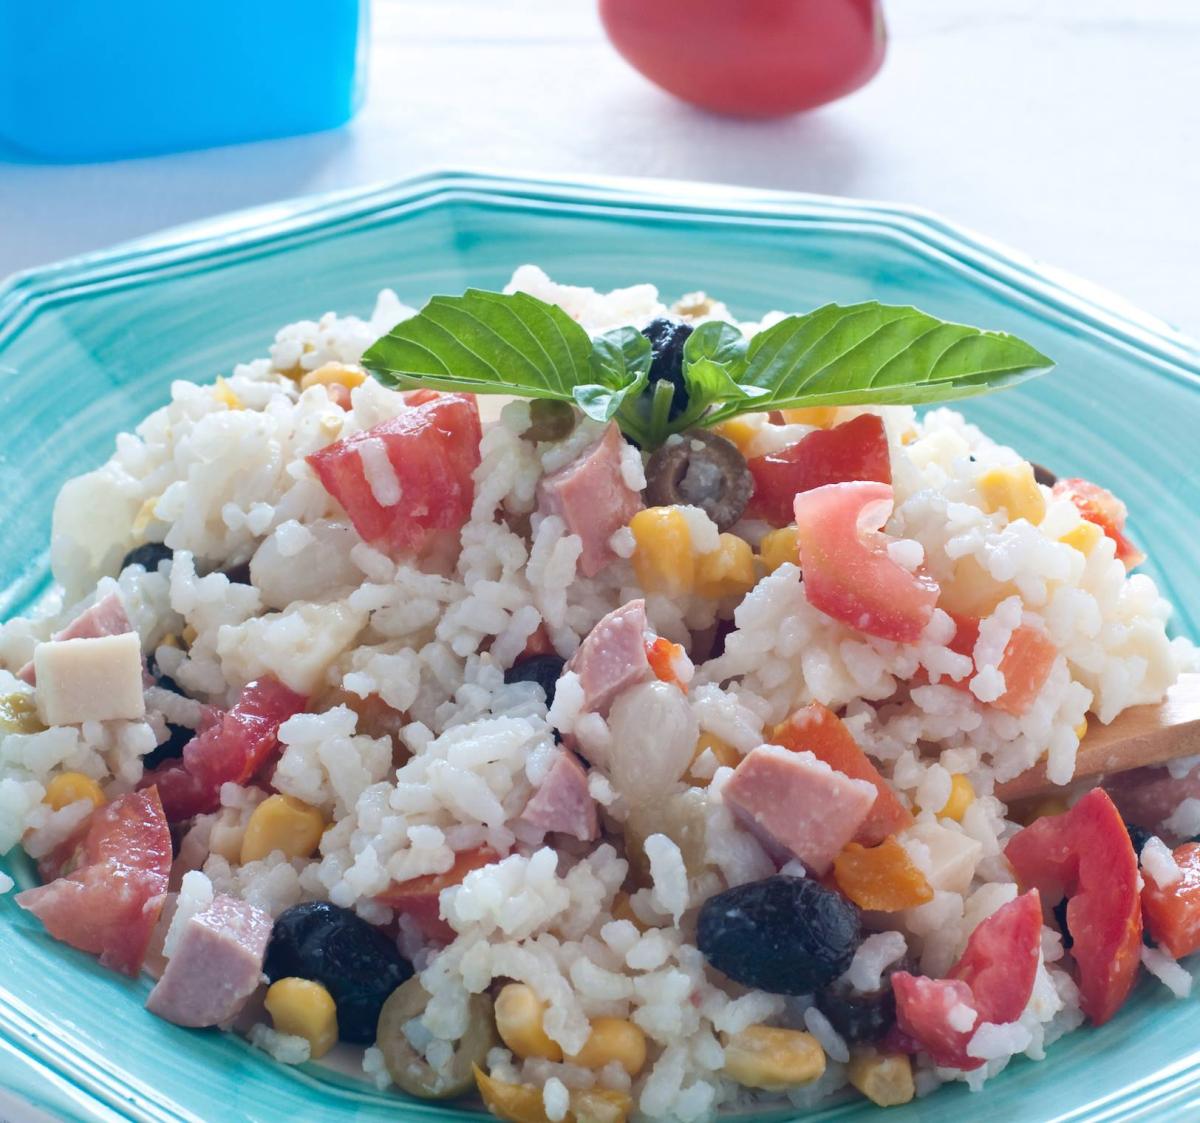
2,265 -> 1198,1118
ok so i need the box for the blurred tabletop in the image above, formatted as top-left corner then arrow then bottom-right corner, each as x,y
1,0 -> 1198,339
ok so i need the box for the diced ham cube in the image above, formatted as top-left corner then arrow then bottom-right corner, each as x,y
722,745 -> 878,874
536,422 -> 643,577
519,751 -> 598,842
34,632 -> 145,726
18,591 -> 133,684
145,894 -> 273,1028
566,599 -> 654,717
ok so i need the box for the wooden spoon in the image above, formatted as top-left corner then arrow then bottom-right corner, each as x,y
996,673 -> 1200,803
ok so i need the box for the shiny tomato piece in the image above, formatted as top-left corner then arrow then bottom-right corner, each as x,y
1053,477 -> 1144,569
16,788 -> 170,976
599,0 -> 886,118
143,678 -> 307,822
893,889 -> 1042,1069
747,414 -> 892,527
376,845 -> 500,943
792,481 -> 939,643
1142,842 -> 1200,959
771,702 -> 912,845
1005,788 -> 1141,1024
307,392 -> 482,558
945,613 -> 1058,716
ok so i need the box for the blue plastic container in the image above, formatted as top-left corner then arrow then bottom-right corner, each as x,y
0,0 -> 368,162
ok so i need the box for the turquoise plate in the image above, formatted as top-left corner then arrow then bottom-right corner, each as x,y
1,171 -> 1198,1122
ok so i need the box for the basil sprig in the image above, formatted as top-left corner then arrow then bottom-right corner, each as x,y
363,289 -> 1053,447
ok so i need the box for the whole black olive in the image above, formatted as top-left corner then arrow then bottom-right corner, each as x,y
120,541 -> 173,574
143,723 -> 194,770
641,317 -> 694,421
265,901 -> 414,1044
1031,462 -> 1058,488
1052,896 -> 1073,950
504,654 -> 566,707
1125,821 -> 1152,855
697,876 -> 862,995
644,429 -> 754,532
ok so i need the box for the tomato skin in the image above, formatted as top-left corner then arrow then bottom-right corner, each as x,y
893,889 -> 1042,1070
1053,477 -> 1144,569
307,392 -> 481,558
376,845 -> 500,942
1005,788 -> 1142,1024
599,0 -> 886,118
945,612 -> 1058,716
792,481 -> 940,643
771,702 -> 912,845
1142,842 -> 1200,959
747,414 -> 892,527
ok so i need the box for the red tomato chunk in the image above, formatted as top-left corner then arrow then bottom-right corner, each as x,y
945,612 -> 1058,716
1053,477 -> 1144,570
792,481 -> 939,643
893,889 -> 1042,1070
307,391 -> 481,558
142,677 -> 307,822
1005,788 -> 1142,1024
747,413 -> 892,527
1142,842 -> 1200,959
17,788 -> 171,976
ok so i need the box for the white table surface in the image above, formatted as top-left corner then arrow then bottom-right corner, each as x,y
2,0 -> 1199,340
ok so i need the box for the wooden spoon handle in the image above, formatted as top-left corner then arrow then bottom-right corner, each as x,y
996,673 -> 1200,803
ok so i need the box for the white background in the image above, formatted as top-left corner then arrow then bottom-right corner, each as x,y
1,0 -> 1198,338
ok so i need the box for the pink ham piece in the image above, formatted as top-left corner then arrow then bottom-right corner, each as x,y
519,750 -> 598,841
566,599 -> 654,718
17,592 -> 133,685
145,894 -> 274,1028
536,422 -> 643,577
722,745 -> 879,874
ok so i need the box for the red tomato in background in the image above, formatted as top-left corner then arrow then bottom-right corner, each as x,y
376,845 -> 501,943
747,413 -> 893,527
1005,788 -> 1142,1025
598,0 -> 886,118
1142,842 -> 1200,959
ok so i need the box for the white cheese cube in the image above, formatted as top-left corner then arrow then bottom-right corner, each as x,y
902,820 -> 983,895
35,633 -> 146,726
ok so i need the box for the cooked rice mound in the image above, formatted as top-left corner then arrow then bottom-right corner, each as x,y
1,265 -> 1197,1116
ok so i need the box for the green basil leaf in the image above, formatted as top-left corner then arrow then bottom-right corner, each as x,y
362,288 -> 594,399
713,302 -> 1052,417
680,321 -> 768,406
573,327 -> 652,423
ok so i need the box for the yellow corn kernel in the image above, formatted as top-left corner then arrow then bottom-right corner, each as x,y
722,1026 -> 826,1090
567,1018 -> 647,1077
181,623 -> 198,646
1017,795 -> 1069,825
265,977 -> 338,1059
779,406 -> 838,428
240,794 -> 327,864
300,362 -> 367,393
939,774 -> 976,822
1060,521 -> 1104,555
900,427 -> 919,445
712,418 -> 759,454
213,376 -> 243,410
689,732 -> 742,786
44,772 -> 105,812
1074,718 -> 1089,741
758,526 -> 799,574
494,983 -> 563,1062
568,1088 -> 632,1123
131,496 -> 160,536
0,692 -> 44,735
630,507 -> 694,597
847,1049 -> 915,1108
695,533 -> 756,599
977,464 -> 1046,525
